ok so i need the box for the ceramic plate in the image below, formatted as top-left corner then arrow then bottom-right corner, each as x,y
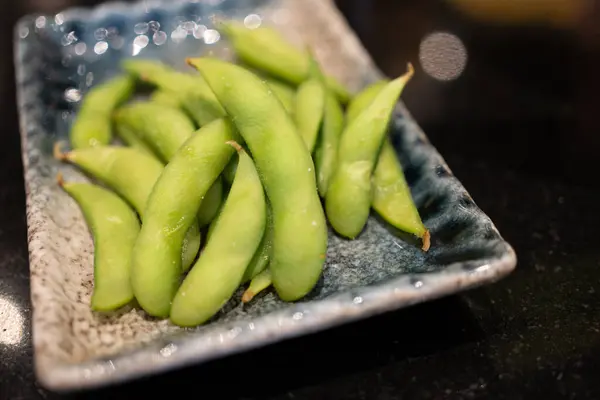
14,0 -> 517,392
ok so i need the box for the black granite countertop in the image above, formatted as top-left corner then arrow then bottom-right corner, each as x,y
2,0 -> 600,399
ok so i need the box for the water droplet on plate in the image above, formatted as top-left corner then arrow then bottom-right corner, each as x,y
353,296 -> 363,304
132,35 -> 149,56
77,64 -> 86,75
183,21 -> 197,33
228,327 -> 242,338
148,20 -> 160,32
54,13 -> 64,25
134,22 -> 149,35
203,29 -> 220,44
410,277 -> 424,288
61,31 -> 77,46
193,24 -> 207,39
153,31 -> 167,45
244,14 -> 262,29
74,43 -> 87,56
35,16 -> 46,30
292,312 -> 303,320
86,72 -> 94,87
171,26 -> 187,43
160,343 -> 177,357
94,41 -> 108,55
94,28 -> 108,41
19,26 -> 29,39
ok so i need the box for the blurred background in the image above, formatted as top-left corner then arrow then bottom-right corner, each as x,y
336,0 -> 600,186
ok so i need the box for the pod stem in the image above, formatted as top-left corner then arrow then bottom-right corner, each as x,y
404,62 -> 415,82
241,289 -> 255,303
226,140 -> 243,153
53,141 -> 68,161
56,172 -> 65,187
421,229 -> 431,252
242,269 -> 272,303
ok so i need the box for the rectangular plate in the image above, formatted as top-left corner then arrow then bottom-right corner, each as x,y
14,0 -> 516,392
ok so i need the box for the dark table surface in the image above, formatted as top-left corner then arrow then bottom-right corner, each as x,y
2,0 -> 600,399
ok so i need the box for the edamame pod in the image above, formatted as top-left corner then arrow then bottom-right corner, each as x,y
122,59 -> 225,126
295,72 -> 325,152
170,142 -> 266,326
58,176 -> 139,311
238,64 -> 296,114
223,157 -> 238,186
346,80 -> 389,124
197,176 -> 224,227
150,89 -> 182,108
115,124 -> 156,156
242,269 -> 273,303
373,138 -> 430,250
242,204 -> 273,283
70,75 -> 134,149
114,102 -> 223,226
131,118 -> 237,317
326,64 -> 414,239
189,57 -> 327,302
314,93 -> 345,198
348,80 -> 430,249
114,101 -> 195,163
265,78 -> 295,114
219,21 -> 350,103
56,145 -> 201,271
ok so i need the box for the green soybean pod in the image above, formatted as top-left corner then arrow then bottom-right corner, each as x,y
122,59 -> 226,126
348,80 -> 430,249
170,142 -> 266,327
130,118 -> 237,317
241,268 -> 273,303
114,101 -> 195,163
265,78 -> 295,114
219,21 -> 350,104
237,64 -> 297,114
346,80 -> 389,124
70,75 -> 134,149
57,145 -> 201,271
189,57 -> 327,302
294,76 -> 325,152
114,124 -> 156,156
114,102 -> 223,226
314,92 -> 345,198
373,138 -> 430,250
150,89 -> 182,108
58,177 -> 139,311
223,156 -> 238,186
241,204 -> 273,283
326,64 -> 414,239
197,176 -> 224,227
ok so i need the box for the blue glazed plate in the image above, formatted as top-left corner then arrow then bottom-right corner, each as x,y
14,0 -> 516,392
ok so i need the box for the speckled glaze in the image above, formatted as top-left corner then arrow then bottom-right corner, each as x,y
14,0 -> 516,392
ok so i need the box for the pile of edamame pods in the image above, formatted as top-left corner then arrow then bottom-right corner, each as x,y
55,20 -> 430,327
